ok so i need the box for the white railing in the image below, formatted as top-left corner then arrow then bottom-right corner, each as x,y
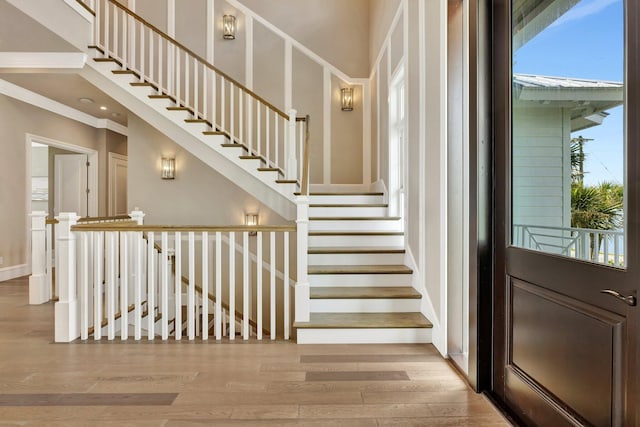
90,0 -> 306,182
513,224 -> 625,267
29,212 -> 136,305
52,210 -> 295,342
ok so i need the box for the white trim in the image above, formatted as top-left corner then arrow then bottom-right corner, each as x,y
62,0 -> 93,22
404,246 -> 441,349
108,152 -> 128,216
0,52 -> 87,69
323,67 -> 331,184
245,16 -> 254,89
284,40 -> 293,111
206,0 -> 214,63
370,2 -> 405,78
362,81 -> 371,184
438,0 -> 449,358
0,79 -> 127,136
167,0 -> 176,38
376,68 -> 381,182
224,0 -> 366,85
462,0 -> 471,361
0,264 -> 29,282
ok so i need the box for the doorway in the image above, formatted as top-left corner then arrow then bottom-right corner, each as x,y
26,134 -> 98,218
491,0 -> 638,425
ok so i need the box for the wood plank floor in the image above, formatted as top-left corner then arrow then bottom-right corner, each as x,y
0,276 -> 510,426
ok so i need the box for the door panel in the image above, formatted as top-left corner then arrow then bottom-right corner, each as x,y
54,154 -> 88,217
491,0 -> 639,425
509,278 -> 625,426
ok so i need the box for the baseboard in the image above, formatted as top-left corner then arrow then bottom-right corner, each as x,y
0,264 -> 29,282
309,183 -> 373,193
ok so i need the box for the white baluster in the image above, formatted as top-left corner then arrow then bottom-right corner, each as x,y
120,232 -> 128,340
243,231 -> 249,340
106,232 -> 116,340
194,58 -> 199,119
212,73 -> 217,128
257,231 -> 263,340
134,231 -> 142,340
185,55 -> 190,108
202,231 -> 209,340
266,109 -> 270,166
229,232 -> 235,340
221,80 -> 226,134
188,232 -> 195,340
79,233 -> 89,340
284,231 -> 290,340
161,232 -> 169,340
47,221 -> 54,301
215,231 -> 222,340
29,211 -> 48,304
174,231 -> 182,340
239,90 -> 244,144
270,232 -> 276,340
147,232 -> 155,339
231,85 -> 235,143
287,109 -> 298,181
93,231 -> 103,340
274,116 -> 279,171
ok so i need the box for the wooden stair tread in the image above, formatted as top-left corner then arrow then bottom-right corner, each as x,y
239,155 -> 262,160
308,247 -> 405,254
185,119 -> 208,123
149,94 -> 173,99
203,131 -> 226,136
167,106 -> 192,111
294,312 -> 432,329
308,265 -> 413,275
309,231 -> 403,236
257,167 -> 280,172
309,216 -> 401,221
276,180 -> 298,184
310,287 -> 421,299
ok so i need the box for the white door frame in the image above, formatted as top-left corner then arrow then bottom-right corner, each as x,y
25,133 -> 98,269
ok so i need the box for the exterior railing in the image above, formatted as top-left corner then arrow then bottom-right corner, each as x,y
50,210 -> 295,342
513,224 -> 625,267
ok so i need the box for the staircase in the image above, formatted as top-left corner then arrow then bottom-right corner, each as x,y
294,192 -> 432,343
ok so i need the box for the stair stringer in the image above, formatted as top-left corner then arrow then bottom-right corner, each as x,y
79,62 -> 297,221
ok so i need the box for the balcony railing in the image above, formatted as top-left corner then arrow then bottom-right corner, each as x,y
513,224 -> 624,267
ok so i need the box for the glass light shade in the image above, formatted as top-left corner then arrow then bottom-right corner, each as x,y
161,157 -> 175,180
245,213 -> 259,227
341,87 -> 354,111
223,15 -> 236,40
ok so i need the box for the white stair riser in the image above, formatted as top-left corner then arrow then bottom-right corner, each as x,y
310,195 -> 384,205
309,234 -> 404,247
167,110 -> 193,122
309,220 -> 401,232
308,252 -> 405,265
310,299 -> 421,313
184,123 -> 211,136
309,207 -> 388,217
296,328 -> 432,344
309,273 -> 412,286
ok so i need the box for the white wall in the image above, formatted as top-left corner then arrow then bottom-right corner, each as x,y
368,0 -> 448,355
127,115 -> 288,226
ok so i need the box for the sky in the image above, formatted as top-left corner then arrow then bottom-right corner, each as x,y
512,0 -> 624,186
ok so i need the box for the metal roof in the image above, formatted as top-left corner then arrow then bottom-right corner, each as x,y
514,73 -> 623,89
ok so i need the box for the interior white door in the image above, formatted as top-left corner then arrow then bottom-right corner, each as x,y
108,153 -> 128,216
54,154 -> 88,217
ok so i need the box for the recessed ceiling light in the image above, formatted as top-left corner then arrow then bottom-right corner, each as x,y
100,106 -> 108,111
79,97 -> 94,104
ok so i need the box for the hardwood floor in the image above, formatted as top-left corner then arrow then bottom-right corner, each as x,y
0,276 -> 510,426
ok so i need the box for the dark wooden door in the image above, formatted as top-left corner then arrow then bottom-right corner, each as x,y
493,0 -> 639,425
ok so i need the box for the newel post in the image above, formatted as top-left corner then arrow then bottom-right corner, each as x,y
286,109 -> 298,181
55,212 -> 81,342
29,211 -> 49,304
129,208 -> 145,225
295,195 -> 310,322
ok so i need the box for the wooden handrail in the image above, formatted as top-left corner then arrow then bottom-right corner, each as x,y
72,224 -> 296,232
75,0 -> 96,16
101,0 -> 289,120
46,218 -> 59,225
77,214 -> 132,223
300,115 -> 311,196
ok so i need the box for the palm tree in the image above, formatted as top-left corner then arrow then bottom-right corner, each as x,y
571,182 -> 623,259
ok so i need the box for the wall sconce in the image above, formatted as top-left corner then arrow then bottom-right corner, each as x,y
341,87 -> 354,111
223,15 -> 236,40
161,157 -> 175,180
245,212 -> 259,236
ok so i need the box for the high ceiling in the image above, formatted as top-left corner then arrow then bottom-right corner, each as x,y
0,0 -> 129,127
